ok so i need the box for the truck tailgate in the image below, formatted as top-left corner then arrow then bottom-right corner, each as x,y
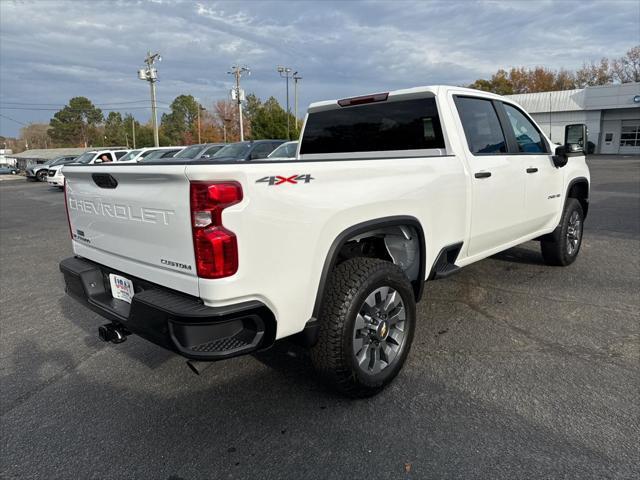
63,165 -> 199,296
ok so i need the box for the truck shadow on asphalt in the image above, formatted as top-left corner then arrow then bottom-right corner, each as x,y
489,244 -> 546,266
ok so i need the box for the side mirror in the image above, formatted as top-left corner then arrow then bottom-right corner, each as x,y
553,124 -> 587,168
565,124 -> 587,153
94,158 -> 103,164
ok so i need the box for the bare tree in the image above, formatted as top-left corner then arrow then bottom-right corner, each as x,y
20,123 -> 51,149
612,46 -> 640,83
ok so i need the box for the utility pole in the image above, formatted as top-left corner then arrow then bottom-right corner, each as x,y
277,66 -> 293,139
227,65 -> 250,141
132,118 -> 136,149
138,51 -> 162,147
293,71 -> 302,136
197,105 -> 202,144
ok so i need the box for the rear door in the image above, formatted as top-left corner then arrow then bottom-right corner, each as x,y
500,102 -> 563,232
453,96 -> 527,257
63,165 -> 199,295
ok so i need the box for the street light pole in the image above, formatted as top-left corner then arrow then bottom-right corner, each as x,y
277,66 -> 293,140
138,51 -> 162,147
227,65 -> 250,141
197,105 -> 201,144
293,72 -> 302,136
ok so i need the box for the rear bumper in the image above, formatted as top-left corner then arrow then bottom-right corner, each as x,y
59,256 -> 275,361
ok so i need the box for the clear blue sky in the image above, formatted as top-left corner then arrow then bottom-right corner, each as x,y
1,0 -> 638,137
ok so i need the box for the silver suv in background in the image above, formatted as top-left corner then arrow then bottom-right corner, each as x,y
26,155 -> 78,182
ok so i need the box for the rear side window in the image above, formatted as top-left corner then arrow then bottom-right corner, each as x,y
502,103 -> 548,153
454,97 -> 507,155
300,97 -> 445,155
114,151 -> 127,159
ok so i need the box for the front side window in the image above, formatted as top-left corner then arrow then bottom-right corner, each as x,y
213,142 -> 251,159
503,103 -> 547,153
300,97 -> 445,155
454,97 -> 507,155
203,145 -> 223,156
250,143 -> 275,159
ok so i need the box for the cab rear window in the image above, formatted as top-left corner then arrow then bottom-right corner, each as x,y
300,97 -> 445,155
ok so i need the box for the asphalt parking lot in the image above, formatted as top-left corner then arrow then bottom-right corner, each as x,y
1,155 -> 639,479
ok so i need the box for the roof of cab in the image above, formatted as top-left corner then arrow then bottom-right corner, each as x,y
307,85 -> 507,112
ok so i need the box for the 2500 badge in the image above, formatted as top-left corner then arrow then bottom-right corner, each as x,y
256,174 -> 314,186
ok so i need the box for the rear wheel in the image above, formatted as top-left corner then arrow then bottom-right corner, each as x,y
36,170 -> 48,182
310,257 -> 416,397
541,198 -> 584,266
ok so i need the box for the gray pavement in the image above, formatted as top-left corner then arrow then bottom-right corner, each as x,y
1,155 -> 639,479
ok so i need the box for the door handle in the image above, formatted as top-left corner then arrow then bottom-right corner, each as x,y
526,167 -> 538,173
474,172 -> 492,179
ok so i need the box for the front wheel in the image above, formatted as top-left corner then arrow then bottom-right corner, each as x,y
310,257 -> 416,397
37,170 -> 48,182
541,198 -> 584,266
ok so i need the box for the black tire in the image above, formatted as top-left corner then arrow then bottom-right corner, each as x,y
310,257 -> 416,397
36,170 -> 48,182
541,198 -> 584,266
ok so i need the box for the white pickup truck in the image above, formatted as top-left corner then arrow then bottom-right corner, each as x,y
59,86 -> 590,397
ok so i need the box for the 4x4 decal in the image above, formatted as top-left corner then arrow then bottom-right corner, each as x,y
256,174 -> 314,186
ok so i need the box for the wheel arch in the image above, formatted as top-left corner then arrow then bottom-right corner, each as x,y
566,177 -> 589,219
311,215 -> 426,322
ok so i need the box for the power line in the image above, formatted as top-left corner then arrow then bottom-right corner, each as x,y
0,113 -> 28,126
0,99 -> 172,106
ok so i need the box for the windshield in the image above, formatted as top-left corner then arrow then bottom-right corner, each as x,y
73,152 -> 97,164
117,150 -> 141,162
174,145 -> 203,159
51,157 -> 76,166
213,142 -> 250,159
268,142 -> 298,158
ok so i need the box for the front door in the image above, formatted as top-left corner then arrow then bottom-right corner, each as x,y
501,103 -> 563,233
453,96 -> 527,257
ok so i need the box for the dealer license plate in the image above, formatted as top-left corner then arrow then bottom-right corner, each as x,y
109,274 -> 135,304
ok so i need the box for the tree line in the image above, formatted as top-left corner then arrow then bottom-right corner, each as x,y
468,45 -> 639,95
4,93 -> 299,151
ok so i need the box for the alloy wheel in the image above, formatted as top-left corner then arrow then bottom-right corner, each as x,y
353,286 -> 407,375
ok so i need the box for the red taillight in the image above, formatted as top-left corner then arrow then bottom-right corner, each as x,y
190,181 -> 242,279
63,179 -> 73,239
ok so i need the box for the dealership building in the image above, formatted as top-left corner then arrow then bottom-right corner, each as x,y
507,82 -> 640,155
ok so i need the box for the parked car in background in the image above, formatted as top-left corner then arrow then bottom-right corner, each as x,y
212,140 -> 285,161
137,148 -> 183,162
267,141 -> 298,159
117,146 -> 184,163
26,155 -> 77,182
0,164 -> 19,175
47,149 -> 129,188
173,143 -> 226,160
